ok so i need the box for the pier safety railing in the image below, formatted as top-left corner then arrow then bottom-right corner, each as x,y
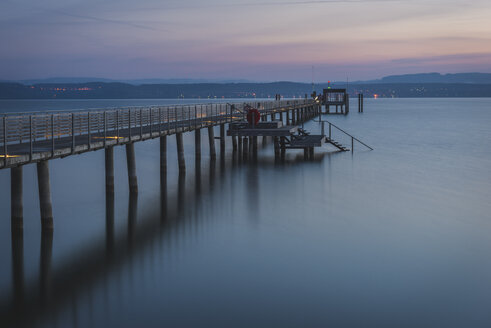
1,99 -> 314,168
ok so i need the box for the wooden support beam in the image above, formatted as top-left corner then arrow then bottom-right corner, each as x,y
195,129 -> 201,160
274,137 -> 280,158
220,124 -> 225,155
160,136 -> 167,184
232,135 -> 237,152
176,132 -> 186,173
11,166 -> 23,229
105,147 -> 114,194
126,143 -> 138,193
37,161 -> 53,230
243,137 -> 248,160
208,126 -> 216,159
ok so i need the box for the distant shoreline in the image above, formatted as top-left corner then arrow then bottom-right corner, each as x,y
2,81 -> 491,99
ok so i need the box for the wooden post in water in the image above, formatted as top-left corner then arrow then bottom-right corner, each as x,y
220,124 -> 225,155
160,136 -> 167,183
37,161 -> 53,229
232,135 -> 237,152
238,136 -> 243,155
176,132 -> 186,173
273,137 -> 280,158
208,126 -> 216,159
126,143 -> 138,193
243,137 -> 248,160
11,166 -> 23,229
105,147 -> 114,194
195,129 -> 201,161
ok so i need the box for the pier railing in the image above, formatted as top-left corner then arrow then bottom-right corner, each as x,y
1,99 -> 314,168
318,119 -> 373,151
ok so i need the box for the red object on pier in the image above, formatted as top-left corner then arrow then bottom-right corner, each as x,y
246,106 -> 261,125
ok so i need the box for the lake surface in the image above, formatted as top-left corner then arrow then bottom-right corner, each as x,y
1,98 -> 491,328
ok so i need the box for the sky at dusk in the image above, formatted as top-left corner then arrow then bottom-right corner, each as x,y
1,0 -> 491,82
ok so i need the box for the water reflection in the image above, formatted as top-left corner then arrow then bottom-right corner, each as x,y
11,228 -> 24,315
3,149 -> 331,328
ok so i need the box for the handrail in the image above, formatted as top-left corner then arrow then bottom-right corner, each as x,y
315,118 -> 373,151
0,99 -> 317,168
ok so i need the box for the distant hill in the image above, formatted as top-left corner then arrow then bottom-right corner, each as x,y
360,72 -> 491,84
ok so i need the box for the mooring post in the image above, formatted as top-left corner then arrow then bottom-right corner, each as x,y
309,147 -> 314,159
220,124 -> 225,155
105,146 -> 114,194
238,136 -> 243,155
176,132 -> 186,173
125,143 -> 138,193
208,126 -> 216,159
195,129 -> 201,160
11,166 -> 23,229
252,136 -> 258,154
37,161 -> 53,230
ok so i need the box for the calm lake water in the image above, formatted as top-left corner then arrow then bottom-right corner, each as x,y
1,98 -> 491,328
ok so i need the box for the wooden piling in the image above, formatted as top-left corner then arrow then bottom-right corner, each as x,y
232,135 -> 238,152
37,161 -> 53,229
105,147 -> 114,194
195,129 -> 201,160
176,132 -> 186,173
208,126 -> 216,159
11,166 -> 23,229
160,136 -> 167,183
220,124 -> 225,155
274,137 -> 280,157
243,137 -> 248,159
125,143 -> 138,193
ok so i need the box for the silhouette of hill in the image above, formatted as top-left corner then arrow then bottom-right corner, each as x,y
360,73 -> 491,84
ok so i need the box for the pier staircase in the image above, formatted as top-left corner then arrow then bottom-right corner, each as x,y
325,138 -> 349,151
316,119 -> 373,152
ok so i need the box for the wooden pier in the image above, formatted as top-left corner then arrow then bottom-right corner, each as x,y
1,98 -> 372,231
